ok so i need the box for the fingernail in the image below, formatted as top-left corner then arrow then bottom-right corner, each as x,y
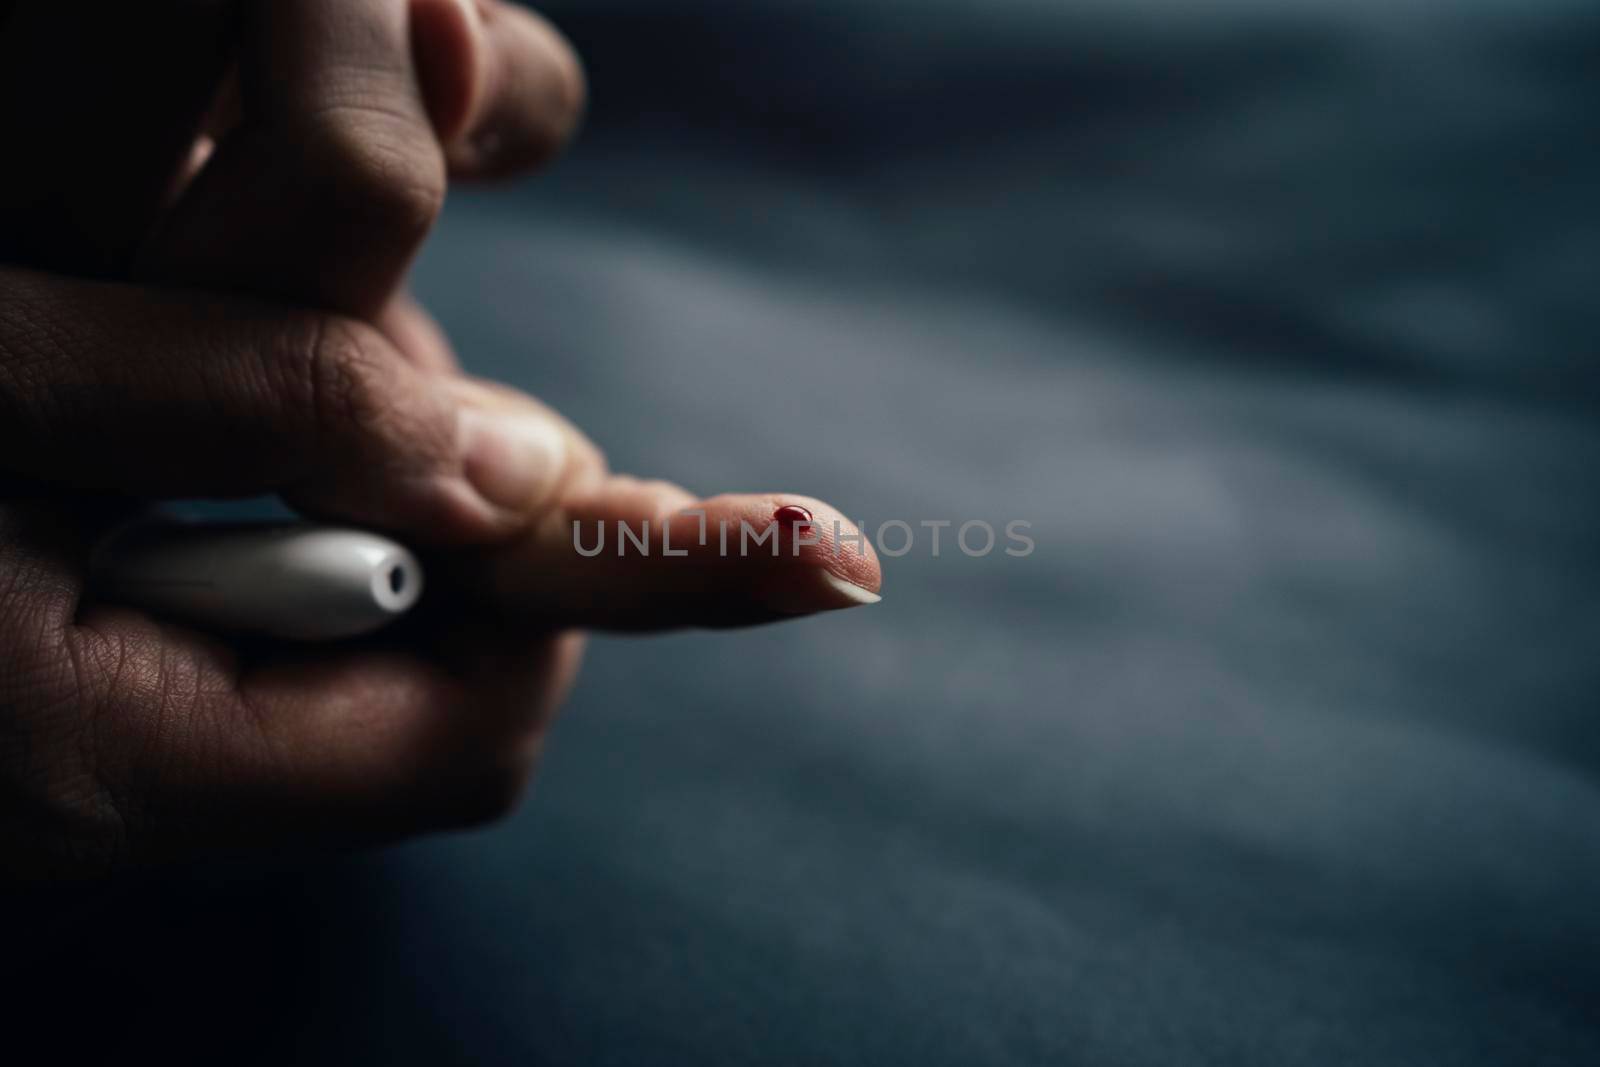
765,568 -> 883,615
458,406 -> 566,512
819,571 -> 883,606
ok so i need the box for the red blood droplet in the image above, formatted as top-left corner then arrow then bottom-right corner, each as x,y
774,505 -> 814,531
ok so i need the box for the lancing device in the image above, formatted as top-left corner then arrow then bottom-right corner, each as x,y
91,521 -> 424,641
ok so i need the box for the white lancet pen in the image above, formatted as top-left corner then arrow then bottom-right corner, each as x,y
91,520 -> 424,641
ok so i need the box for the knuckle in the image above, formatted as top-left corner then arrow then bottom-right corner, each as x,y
299,316 -> 403,448
301,105 -> 447,244
274,316 -> 460,519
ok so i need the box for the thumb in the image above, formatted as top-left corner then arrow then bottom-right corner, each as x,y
0,268 -> 557,545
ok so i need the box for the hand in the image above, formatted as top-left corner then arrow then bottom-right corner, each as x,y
0,0 -> 881,880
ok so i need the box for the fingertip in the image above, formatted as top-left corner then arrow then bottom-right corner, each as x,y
688,494 -> 884,616
768,497 -> 883,613
445,3 -> 586,178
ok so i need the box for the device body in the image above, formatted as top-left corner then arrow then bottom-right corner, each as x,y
91,521 -> 424,641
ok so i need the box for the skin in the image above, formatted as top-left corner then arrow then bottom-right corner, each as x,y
0,0 -> 881,880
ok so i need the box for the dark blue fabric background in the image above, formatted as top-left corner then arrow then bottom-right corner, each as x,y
11,1 -> 1600,1062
